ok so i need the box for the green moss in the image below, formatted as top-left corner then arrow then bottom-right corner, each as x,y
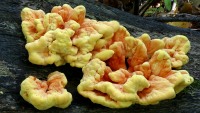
0,61 -> 13,77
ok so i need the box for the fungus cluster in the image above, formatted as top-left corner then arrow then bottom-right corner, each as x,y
20,4 -> 193,109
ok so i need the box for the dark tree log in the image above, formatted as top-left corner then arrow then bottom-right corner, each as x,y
145,14 -> 200,22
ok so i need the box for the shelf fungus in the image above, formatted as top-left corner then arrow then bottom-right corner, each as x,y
136,50 -> 193,105
78,50 -> 193,108
21,3 -> 194,109
20,71 -> 72,110
163,35 -> 191,69
77,58 -> 150,108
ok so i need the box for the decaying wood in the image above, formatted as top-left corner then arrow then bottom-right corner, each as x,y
145,14 -> 200,22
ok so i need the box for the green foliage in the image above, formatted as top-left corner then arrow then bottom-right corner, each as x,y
144,6 -> 165,17
164,0 -> 172,11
